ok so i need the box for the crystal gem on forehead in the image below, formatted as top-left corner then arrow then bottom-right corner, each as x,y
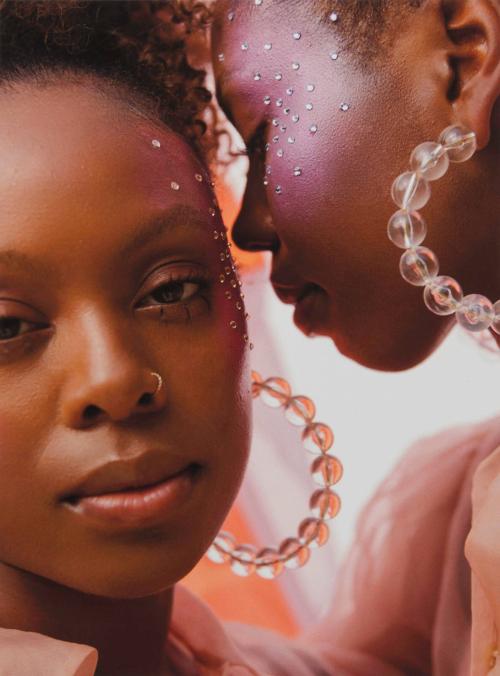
264,42 -> 272,51
292,61 -> 300,71
293,31 -> 301,40
170,181 -> 180,191
280,124 -> 287,132
151,139 -> 161,148
254,72 -> 262,81
276,98 -> 284,107
284,108 -> 291,115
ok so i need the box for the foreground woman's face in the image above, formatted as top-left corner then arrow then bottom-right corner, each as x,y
0,82 -> 250,598
213,2 -> 496,370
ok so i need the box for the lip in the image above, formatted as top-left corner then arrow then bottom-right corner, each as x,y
60,449 -> 201,529
272,279 -> 326,336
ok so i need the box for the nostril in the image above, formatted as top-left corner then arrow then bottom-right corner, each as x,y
83,404 -> 101,421
138,392 -> 154,406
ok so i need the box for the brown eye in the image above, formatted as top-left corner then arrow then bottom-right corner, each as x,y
0,317 -> 21,340
0,316 -> 40,341
149,281 -> 201,305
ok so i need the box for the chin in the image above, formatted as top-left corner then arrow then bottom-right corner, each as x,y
331,318 -> 454,373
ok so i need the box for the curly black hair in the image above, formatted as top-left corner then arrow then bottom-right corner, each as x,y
0,0 -> 214,157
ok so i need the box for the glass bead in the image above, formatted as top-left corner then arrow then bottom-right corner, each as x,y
410,142 -> 449,181
255,548 -> 284,579
230,545 -> 257,577
439,125 -> 477,162
279,538 -> 310,569
492,300 -> 500,335
206,531 -> 236,563
298,517 -> 329,548
423,276 -> 463,316
302,422 -> 334,455
311,455 -> 343,487
391,171 -> 431,210
260,377 -> 291,407
456,294 -> 494,332
310,489 -> 341,520
399,246 -> 439,286
387,210 -> 427,249
284,396 -> 316,426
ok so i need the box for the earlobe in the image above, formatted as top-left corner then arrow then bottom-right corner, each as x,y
444,0 -> 500,148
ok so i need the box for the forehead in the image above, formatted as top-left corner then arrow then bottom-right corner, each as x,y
0,83 -> 209,215
213,2 -> 340,116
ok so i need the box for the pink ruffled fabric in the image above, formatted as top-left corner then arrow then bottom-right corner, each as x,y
309,415 -> 500,676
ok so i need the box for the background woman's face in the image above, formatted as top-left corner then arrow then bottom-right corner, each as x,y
213,2 -> 498,371
0,82 -> 250,598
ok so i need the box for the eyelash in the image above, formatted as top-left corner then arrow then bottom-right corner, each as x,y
233,125 -> 268,159
0,270 -> 212,356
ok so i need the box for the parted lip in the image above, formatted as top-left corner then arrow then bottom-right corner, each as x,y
60,448 -> 197,503
271,279 -> 320,306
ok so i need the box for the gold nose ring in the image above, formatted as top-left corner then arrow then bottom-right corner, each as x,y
150,372 -> 163,396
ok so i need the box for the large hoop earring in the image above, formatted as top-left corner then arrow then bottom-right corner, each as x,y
206,371 -> 343,579
388,124 -> 499,336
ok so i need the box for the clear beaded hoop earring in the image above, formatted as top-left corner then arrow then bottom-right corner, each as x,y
388,124 -> 500,335
206,371 -> 343,579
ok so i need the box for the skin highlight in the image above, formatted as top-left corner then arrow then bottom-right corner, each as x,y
212,0 -> 500,371
0,80 -> 250,675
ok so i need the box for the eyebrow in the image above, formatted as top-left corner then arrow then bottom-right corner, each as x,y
0,206 -> 210,280
118,205 -> 209,259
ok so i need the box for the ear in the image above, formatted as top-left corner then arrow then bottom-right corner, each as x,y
443,0 -> 500,148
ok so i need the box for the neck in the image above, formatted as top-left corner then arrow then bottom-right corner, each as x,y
0,562 -> 174,675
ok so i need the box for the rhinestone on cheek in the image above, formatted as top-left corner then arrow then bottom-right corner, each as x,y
151,139 -> 161,148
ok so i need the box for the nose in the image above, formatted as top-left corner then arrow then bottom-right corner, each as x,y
60,312 -> 167,429
232,158 -> 280,254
